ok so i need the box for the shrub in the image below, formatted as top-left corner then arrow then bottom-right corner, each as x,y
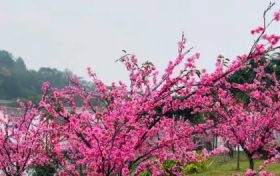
181,161 -> 207,174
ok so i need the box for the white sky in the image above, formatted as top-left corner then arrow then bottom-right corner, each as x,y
0,0 -> 280,84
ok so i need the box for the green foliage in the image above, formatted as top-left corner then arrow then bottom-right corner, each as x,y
32,164 -> 56,176
182,163 -> 206,175
228,68 -> 256,84
160,157 -> 208,175
139,171 -> 152,176
162,159 -> 177,172
231,89 -> 250,105
181,161 -> 207,175
227,54 -> 280,105
77,165 -> 87,176
0,50 -> 79,100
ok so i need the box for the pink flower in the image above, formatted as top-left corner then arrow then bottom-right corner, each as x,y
250,26 -> 264,35
245,169 -> 255,176
122,167 -> 129,175
250,90 -> 260,99
274,10 -> 280,21
41,81 -> 50,94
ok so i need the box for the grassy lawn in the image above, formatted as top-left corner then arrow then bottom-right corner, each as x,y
189,153 -> 280,176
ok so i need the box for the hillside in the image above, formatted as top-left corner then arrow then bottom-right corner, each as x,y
0,50 -> 77,100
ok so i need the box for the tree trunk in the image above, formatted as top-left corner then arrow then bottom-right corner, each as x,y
249,157 -> 254,170
215,135 -> 218,148
237,146 -> 240,170
228,146 -> 234,159
242,147 -> 254,170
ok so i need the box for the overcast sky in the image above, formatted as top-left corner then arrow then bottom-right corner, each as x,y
0,0 -> 280,84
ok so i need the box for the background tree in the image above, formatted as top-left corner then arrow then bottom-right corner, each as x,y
0,50 -> 81,100
191,3 -> 280,170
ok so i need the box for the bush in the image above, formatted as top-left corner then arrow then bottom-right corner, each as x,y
181,161 -> 207,175
162,160 -> 177,172
32,164 -> 56,176
139,171 -> 152,176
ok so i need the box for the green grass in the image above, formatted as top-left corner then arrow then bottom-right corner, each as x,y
189,153 -> 280,176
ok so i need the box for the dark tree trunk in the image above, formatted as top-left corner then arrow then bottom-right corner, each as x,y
237,146 -> 240,170
228,146 -> 234,159
242,147 -> 254,170
249,157 -> 254,170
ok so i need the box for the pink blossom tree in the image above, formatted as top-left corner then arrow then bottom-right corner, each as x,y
37,35 -> 219,175
0,102 -> 48,176
191,2 -> 280,171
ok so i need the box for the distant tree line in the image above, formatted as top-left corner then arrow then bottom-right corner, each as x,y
0,50 -> 80,100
